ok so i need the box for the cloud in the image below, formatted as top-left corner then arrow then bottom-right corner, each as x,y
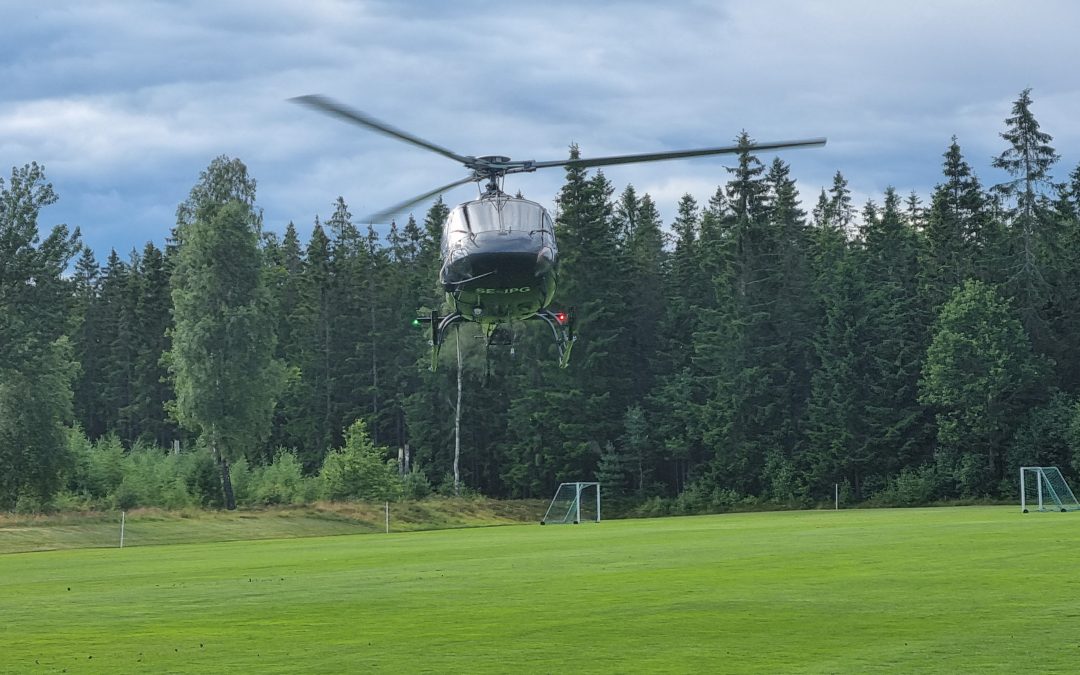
3,0 -> 1080,256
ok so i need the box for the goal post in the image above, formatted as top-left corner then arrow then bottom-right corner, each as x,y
541,482 -> 600,524
1020,466 -> 1080,513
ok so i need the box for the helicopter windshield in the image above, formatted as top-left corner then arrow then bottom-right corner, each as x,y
446,197 -> 553,235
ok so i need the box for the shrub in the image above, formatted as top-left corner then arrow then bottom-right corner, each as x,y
228,457 -> 251,506
186,449 -> 225,508
247,450 -> 313,505
67,432 -> 126,500
111,445 -> 196,510
402,465 -> 432,499
869,465 -> 942,506
320,420 -> 402,502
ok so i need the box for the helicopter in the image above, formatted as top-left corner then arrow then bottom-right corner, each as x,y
291,95 -> 825,370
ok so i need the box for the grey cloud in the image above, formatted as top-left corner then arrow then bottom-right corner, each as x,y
3,0 -> 1079,257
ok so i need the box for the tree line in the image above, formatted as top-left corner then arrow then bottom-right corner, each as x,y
3,88 -> 1080,513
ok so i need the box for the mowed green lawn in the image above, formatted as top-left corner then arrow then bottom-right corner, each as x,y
2,506 -> 1077,673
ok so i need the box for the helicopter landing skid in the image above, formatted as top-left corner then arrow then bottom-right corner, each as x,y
533,308 -> 577,368
416,310 -> 465,371
416,307 -> 576,370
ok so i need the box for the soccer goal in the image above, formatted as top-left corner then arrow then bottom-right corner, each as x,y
541,482 -> 600,524
1020,466 -> 1080,513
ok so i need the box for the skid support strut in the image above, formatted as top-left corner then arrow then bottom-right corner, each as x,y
534,307 -> 577,368
415,310 -> 464,371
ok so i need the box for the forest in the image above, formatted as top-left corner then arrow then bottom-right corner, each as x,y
3,88 -> 1080,513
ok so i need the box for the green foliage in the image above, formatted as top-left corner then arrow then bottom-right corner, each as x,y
14,87 -> 1080,512
320,420 -> 402,502
920,280 -> 1043,495
401,465 -> 433,500
110,445 -> 197,510
167,157 -> 286,510
244,450 -> 316,505
867,465 -> 943,506
1006,393 -> 1078,478
0,340 -> 78,508
0,163 -> 80,508
69,430 -> 126,499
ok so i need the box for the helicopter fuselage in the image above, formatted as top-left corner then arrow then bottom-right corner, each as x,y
439,194 -> 558,323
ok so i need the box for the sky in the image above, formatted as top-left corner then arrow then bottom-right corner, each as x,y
3,0 -> 1080,259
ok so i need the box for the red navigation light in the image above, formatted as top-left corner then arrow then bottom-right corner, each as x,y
554,312 -> 567,325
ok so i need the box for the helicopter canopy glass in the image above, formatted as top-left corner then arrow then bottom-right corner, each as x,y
445,197 -> 554,235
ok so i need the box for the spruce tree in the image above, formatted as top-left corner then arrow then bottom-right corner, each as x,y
128,242 -> 175,446
991,88 -> 1060,345
921,138 -> 993,309
98,249 -> 136,440
71,246 -> 109,439
856,188 -> 934,478
697,137 -> 812,498
296,220 -> 334,468
1045,164 -> 1080,391
267,221 -> 306,441
828,171 -> 856,234
803,174 -> 867,497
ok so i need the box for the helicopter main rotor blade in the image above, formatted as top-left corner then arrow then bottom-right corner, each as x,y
291,94 -> 475,167
530,137 -> 827,170
364,175 -> 477,224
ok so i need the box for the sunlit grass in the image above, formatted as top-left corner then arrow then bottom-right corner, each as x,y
2,506 -> 1076,673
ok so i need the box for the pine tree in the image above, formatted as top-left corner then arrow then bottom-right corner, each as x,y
647,193 -> 709,493
325,197 -> 368,446
663,193 -> 703,365
403,200 -> 458,489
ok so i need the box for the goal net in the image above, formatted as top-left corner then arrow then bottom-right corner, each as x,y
1020,466 -> 1080,513
541,482 -> 601,524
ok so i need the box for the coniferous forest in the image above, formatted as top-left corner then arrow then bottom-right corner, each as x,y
4,89 -> 1080,513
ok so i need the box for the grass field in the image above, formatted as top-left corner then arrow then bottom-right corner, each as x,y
2,505 -> 1078,673
0,499 -> 544,555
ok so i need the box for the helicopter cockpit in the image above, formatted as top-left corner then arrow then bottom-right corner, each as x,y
440,195 -> 557,290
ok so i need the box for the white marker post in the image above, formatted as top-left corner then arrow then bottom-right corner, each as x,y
385,501 -> 389,534
119,511 -> 126,548
834,484 -> 839,511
